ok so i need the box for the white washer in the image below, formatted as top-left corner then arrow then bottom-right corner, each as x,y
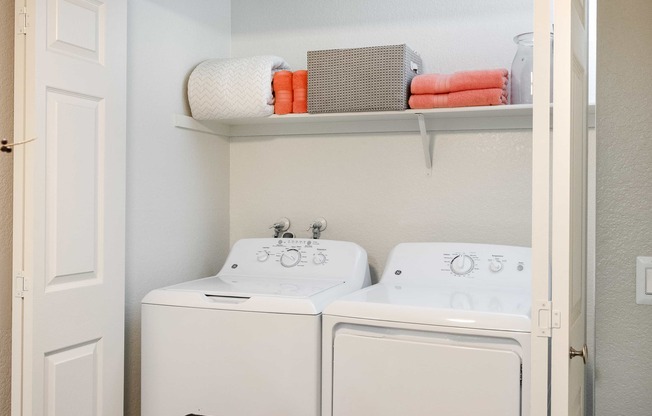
141,238 -> 370,416
322,242 -> 531,416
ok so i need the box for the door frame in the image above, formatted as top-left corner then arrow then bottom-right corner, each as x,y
530,0 -> 554,414
12,0 -> 34,412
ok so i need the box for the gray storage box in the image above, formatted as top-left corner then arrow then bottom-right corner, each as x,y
307,44 -> 421,114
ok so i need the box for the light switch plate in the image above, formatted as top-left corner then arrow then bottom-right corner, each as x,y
636,256 -> 652,305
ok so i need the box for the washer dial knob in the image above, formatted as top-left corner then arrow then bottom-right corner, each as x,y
257,250 -> 270,262
280,249 -> 302,268
313,253 -> 327,265
450,254 -> 475,275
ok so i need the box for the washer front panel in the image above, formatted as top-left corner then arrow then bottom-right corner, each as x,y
142,304 -> 321,416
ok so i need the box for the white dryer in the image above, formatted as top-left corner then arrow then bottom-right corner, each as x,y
141,238 -> 370,416
322,242 -> 531,416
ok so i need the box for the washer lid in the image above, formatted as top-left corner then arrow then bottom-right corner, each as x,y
172,275 -> 344,298
323,281 -> 531,332
142,275 -> 351,315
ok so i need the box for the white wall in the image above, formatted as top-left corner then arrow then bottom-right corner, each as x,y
230,1 -> 534,277
0,0 -> 13,413
232,0 -> 532,74
595,1 -> 652,415
125,1 -> 231,415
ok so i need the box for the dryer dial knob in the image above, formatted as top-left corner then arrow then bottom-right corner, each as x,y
280,249 -> 302,267
489,259 -> 503,272
450,254 -> 475,275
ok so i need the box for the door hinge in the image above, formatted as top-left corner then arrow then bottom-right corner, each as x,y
534,300 -> 561,337
17,6 -> 29,35
15,271 -> 28,298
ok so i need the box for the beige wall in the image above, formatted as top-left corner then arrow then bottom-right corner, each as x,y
595,1 -> 652,415
0,0 -> 14,413
230,131 -> 532,278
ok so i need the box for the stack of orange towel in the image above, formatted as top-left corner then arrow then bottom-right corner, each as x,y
408,69 -> 508,109
273,70 -> 308,115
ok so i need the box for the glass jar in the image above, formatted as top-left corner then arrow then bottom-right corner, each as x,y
510,32 -> 554,104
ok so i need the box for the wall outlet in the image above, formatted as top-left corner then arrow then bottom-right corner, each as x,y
636,256 -> 652,305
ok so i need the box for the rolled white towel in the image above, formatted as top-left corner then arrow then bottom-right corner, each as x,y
188,55 -> 290,120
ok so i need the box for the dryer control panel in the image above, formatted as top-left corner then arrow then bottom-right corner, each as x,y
382,242 -> 531,287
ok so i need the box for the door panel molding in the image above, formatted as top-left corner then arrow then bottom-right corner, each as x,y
45,88 -> 104,291
47,0 -> 105,64
44,338 -> 102,416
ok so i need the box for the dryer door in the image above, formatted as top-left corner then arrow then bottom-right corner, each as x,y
332,333 -> 522,416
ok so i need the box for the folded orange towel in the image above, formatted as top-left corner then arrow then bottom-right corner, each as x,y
408,88 -> 507,109
410,69 -> 508,95
273,70 -> 293,115
292,70 -> 308,114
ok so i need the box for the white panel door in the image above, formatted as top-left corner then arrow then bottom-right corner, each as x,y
551,0 -> 589,415
12,0 -> 126,415
531,1 -> 588,415
529,1 -> 554,414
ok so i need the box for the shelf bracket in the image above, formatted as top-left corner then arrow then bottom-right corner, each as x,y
417,113 -> 433,173
173,114 -> 231,137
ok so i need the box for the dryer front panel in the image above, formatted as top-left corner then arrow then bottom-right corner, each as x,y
332,332 -> 521,416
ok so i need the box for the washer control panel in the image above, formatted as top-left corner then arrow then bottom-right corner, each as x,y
220,238 -> 367,281
254,239 -> 332,269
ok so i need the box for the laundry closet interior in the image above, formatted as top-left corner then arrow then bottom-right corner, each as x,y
124,0 -> 592,414
7,0 -> 595,415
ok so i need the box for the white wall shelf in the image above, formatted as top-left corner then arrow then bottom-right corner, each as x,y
173,104 -> 596,172
174,104 -> 596,137
175,104 -> 536,138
